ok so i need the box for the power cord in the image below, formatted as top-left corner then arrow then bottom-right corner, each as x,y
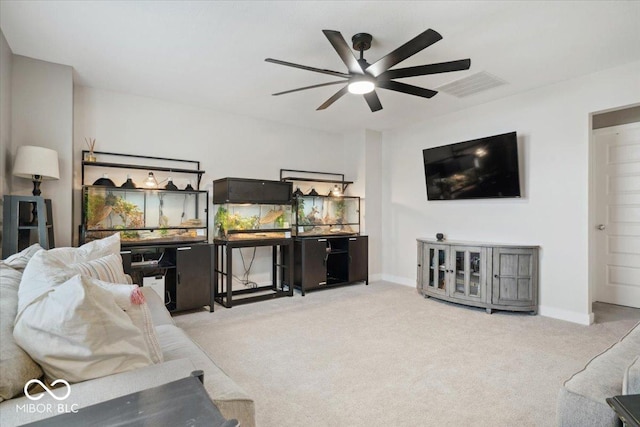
233,247 -> 258,288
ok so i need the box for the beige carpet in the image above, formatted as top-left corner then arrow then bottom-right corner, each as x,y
174,282 -> 640,427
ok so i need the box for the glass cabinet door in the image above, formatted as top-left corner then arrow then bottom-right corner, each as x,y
450,246 -> 485,301
426,245 -> 448,293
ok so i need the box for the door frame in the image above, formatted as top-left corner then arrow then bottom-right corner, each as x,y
588,117 -> 640,314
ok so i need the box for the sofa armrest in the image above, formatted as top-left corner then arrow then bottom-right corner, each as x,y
623,355 -> 640,395
140,286 -> 175,326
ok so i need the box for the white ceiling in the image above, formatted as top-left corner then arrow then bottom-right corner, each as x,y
1,1 -> 639,134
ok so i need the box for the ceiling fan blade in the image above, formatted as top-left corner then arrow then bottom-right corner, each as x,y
265,58 -> 350,78
377,80 -> 437,98
322,30 -> 364,74
366,29 -> 443,77
272,80 -> 347,96
379,59 -> 471,80
363,91 -> 383,112
317,86 -> 349,110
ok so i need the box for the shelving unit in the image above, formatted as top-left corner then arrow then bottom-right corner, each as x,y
2,196 -> 55,257
81,151 -> 212,313
279,169 -> 353,193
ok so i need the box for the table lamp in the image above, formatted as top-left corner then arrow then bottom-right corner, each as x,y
12,145 -> 60,196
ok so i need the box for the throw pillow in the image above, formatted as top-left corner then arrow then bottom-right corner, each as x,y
13,274 -> 153,383
90,278 -> 164,364
0,252 -> 44,401
2,243 -> 43,271
18,234 -> 124,315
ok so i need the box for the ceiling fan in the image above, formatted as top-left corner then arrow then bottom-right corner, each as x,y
265,29 -> 471,112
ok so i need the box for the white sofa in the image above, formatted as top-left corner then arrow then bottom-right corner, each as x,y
0,246 -> 255,427
557,321 -> 639,426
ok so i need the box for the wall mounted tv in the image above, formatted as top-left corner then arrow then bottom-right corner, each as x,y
423,131 -> 521,200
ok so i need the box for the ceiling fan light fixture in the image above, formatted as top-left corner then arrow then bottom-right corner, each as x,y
348,79 -> 375,95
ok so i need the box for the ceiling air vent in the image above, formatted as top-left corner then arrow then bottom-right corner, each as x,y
436,71 -> 507,98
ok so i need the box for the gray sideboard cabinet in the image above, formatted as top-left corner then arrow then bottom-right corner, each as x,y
417,239 -> 538,314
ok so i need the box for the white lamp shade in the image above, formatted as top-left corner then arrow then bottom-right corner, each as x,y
13,145 -> 60,180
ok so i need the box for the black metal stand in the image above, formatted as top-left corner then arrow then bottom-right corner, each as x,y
213,237 -> 294,308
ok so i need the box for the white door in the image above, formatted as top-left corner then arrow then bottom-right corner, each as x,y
594,123 -> 640,308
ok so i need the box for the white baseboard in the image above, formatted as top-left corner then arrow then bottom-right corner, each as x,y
380,276 -> 594,325
369,273 -> 383,282
538,305 -> 594,325
381,274 -> 415,287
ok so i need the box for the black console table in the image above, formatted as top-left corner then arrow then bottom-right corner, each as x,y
213,237 -> 294,307
607,394 -> 640,427
23,371 -> 237,427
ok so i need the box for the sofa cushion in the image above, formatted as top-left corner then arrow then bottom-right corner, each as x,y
18,233 -> 123,314
156,324 -> 255,427
0,245 -> 44,402
13,274 -> 154,383
623,355 -> 640,395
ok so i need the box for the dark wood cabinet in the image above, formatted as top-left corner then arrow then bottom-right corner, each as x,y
293,235 -> 368,295
175,245 -> 212,312
122,243 -> 212,313
348,236 -> 368,283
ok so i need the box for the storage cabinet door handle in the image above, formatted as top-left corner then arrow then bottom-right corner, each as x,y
494,274 -> 499,278
318,239 -> 327,242
178,247 -> 192,251
178,272 -> 181,284
349,238 -> 357,241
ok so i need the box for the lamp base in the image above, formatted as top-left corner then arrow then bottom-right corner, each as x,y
31,175 -> 42,196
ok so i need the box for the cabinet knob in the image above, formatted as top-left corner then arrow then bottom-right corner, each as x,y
494,274 -> 499,279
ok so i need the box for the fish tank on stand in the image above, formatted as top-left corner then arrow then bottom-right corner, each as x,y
212,178 -> 294,308
80,151 -> 211,313
280,169 -> 368,295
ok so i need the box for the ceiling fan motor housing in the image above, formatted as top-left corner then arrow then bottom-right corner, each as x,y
351,33 -> 372,51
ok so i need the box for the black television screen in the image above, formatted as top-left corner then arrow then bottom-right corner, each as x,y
423,131 -> 521,200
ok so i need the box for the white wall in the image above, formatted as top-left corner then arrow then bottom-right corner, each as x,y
0,30 -> 11,197
73,86 -> 354,282
382,60 -> 640,324
10,55 -> 73,247
0,31 -> 12,253
342,129 -> 383,279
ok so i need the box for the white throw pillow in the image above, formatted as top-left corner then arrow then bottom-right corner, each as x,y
90,278 -> 164,364
18,234 -> 124,315
0,244 -> 44,401
13,274 -> 153,383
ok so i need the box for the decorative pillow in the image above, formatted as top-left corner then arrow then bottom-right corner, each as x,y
90,278 -> 164,364
623,355 -> 640,395
0,251 -> 44,401
18,234 -> 124,314
2,243 -> 43,272
13,274 -> 153,383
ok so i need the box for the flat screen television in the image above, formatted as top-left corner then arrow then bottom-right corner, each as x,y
423,131 -> 521,200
